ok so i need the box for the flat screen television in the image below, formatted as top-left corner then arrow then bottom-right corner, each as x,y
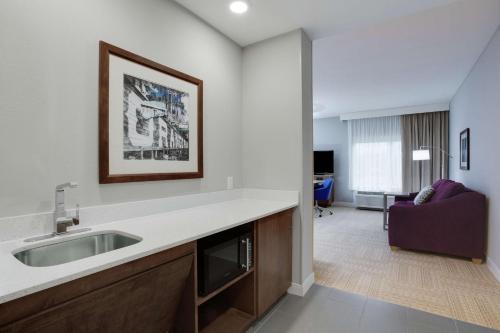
314,150 -> 334,174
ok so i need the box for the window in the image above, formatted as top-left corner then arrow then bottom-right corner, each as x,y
136,108 -> 150,136
348,116 -> 402,193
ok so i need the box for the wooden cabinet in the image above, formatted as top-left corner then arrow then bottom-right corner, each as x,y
256,209 -> 293,317
0,209 -> 295,332
0,243 -> 195,333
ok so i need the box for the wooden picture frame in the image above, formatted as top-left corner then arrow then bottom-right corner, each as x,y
459,128 -> 470,170
99,41 -> 203,183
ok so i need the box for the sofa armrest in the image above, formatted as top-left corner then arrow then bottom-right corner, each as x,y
395,192 -> 418,202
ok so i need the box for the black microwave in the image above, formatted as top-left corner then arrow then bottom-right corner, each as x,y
197,223 -> 253,296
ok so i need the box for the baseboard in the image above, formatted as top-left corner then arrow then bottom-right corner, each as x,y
487,257 -> 500,282
288,272 -> 315,297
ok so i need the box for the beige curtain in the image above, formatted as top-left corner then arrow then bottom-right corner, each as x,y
402,111 -> 449,192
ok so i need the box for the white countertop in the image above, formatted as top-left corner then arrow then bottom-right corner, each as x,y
0,193 -> 297,304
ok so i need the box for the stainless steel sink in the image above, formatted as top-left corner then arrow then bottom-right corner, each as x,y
13,232 -> 142,267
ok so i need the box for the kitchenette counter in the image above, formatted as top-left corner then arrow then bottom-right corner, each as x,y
0,189 -> 298,304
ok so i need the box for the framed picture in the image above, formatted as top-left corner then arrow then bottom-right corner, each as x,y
99,41 -> 203,183
460,128 -> 470,170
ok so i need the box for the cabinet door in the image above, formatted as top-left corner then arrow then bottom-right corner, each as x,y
1,254 -> 193,333
257,210 -> 293,317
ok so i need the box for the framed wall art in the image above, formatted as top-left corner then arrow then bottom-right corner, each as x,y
459,128 -> 470,170
99,41 -> 203,183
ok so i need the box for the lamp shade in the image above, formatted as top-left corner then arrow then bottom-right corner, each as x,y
413,149 -> 430,161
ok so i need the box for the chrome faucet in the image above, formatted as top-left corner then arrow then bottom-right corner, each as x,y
54,182 -> 80,234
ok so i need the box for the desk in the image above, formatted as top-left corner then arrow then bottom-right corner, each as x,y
383,192 -> 410,231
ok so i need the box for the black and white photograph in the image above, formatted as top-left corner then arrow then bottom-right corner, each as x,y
123,74 -> 189,161
460,128 -> 470,170
99,41 -> 203,183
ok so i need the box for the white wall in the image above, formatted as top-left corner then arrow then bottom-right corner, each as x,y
0,0 -> 242,218
300,31 -> 314,286
449,26 -> 500,275
313,117 -> 353,203
242,30 -> 314,286
0,0 -> 314,289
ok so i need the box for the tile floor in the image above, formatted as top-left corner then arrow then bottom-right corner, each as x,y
248,284 -> 499,333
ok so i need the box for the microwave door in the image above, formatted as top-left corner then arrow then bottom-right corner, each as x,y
204,238 -> 241,292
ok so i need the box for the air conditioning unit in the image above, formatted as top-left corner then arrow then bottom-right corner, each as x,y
354,191 -> 394,210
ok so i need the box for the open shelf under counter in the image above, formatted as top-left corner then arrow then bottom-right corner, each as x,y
199,307 -> 254,333
197,268 -> 255,306
197,265 -> 256,333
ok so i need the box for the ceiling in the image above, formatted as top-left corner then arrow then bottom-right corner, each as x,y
174,0 -> 500,118
313,0 -> 500,118
173,0 -> 459,46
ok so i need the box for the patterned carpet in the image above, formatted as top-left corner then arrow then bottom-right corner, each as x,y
313,207 -> 500,330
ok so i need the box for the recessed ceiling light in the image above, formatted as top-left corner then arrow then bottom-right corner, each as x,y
229,1 -> 248,14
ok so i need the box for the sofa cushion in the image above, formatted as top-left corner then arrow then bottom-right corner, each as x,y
414,186 -> 435,205
430,180 -> 466,202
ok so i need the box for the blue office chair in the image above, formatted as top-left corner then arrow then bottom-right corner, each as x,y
314,178 -> 334,218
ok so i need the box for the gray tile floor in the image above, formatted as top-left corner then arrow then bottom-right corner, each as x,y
248,284 -> 499,333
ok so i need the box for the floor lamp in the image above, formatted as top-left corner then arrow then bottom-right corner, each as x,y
412,146 -> 453,189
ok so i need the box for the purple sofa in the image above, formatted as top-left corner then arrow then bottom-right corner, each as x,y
388,179 -> 487,261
